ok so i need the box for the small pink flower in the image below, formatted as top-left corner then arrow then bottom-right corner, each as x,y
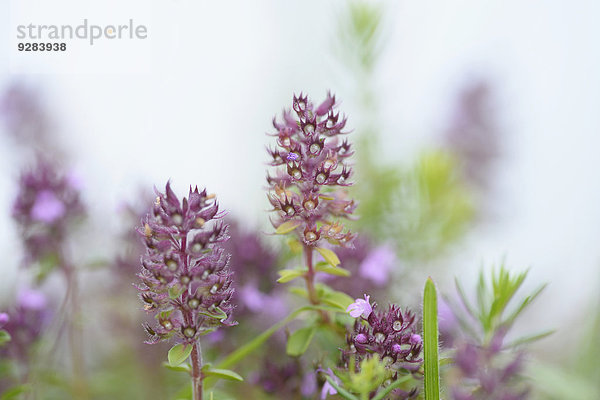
346,294 -> 372,318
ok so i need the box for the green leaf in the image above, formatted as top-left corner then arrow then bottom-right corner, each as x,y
275,220 -> 302,234
320,287 -> 354,311
0,330 -> 11,346
277,269 -> 306,283
163,362 -> 191,374
168,343 -> 194,367
203,368 -> 244,382
503,329 -> 555,349
315,263 -> 351,277
289,287 -> 309,299
316,247 -> 341,267
503,283 -> 547,328
423,277 -> 440,400
0,384 -> 30,400
286,326 -> 316,356
287,238 -> 303,254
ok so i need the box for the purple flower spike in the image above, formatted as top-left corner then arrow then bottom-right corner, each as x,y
267,93 -> 357,248
136,182 -> 236,345
347,294 -> 372,318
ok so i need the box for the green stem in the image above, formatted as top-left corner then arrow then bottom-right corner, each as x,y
304,245 -> 319,305
324,376 -> 358,400
371,375 -> 413,400
191,340 -> 203,400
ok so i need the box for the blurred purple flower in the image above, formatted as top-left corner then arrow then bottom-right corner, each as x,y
223,219 -> 278,292
301,371 -> 317,397
358,244 -> 395,285
17,288 -> 47,310
30,190 -> 66,223
444,80 -> 499,189
12,159 -> 85,265
1,288 -> 52,364
238,284 -> 266,312
451,340 -> 529,400
320,368 -> 339,399
0,83 -> 51,147
0,313 -> 9,328
324,236 -> 394,298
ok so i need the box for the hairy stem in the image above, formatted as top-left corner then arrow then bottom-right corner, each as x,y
191,340 -> 204,400
304,245 -> 319,305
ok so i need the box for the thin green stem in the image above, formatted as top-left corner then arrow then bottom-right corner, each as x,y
324,376 -> 358,400
371,375 -> 413,400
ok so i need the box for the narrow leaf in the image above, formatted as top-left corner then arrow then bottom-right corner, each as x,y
316,247 -> 341,267
503,329 -> 555,349
423,277 -> 440,400
286,326 -> 316,356
168,343 -> 194,367
203,368 -> 244,382
503,283 -> 547,328
275,220 -> 301,234
163,362 -> 191,373
324,376 -> 359,400
277,269 -> 306,283
315,264 -> 351,277
372,375 -> 412,400
320,289 -> 354,311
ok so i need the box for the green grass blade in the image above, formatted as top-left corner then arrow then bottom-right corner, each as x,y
423,277 -> 440,400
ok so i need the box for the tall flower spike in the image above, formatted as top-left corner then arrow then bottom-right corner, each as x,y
267,92 -> 357,247
136,182 -> 235,345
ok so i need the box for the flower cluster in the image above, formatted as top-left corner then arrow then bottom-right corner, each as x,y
451,334 -> 529,400
342,297 -> 423,398
12,159 -> 84,265
267,92 -> 357,247
136,182 -> 235,345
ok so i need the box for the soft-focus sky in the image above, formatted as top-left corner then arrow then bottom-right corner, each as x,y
1,0 -> 599,336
